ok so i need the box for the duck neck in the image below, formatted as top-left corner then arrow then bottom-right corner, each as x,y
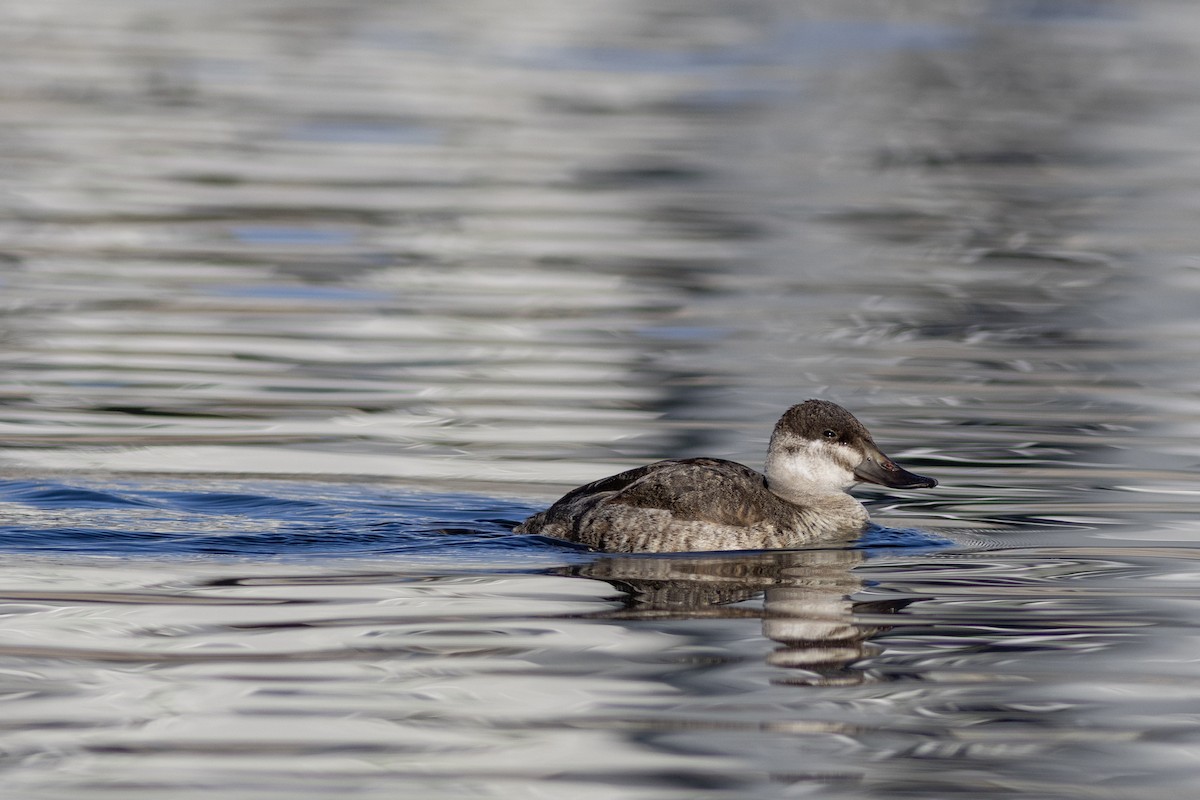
765,451 -> 868,529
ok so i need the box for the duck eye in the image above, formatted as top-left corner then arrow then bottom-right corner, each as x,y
822,429 -> 837,439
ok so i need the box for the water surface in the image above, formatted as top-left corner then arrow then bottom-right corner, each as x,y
2,1 -> 1200,797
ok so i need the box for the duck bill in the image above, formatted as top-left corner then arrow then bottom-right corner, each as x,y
853,445 -> 937,489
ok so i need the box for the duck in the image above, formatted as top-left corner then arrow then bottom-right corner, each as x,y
515,399 -> 936,553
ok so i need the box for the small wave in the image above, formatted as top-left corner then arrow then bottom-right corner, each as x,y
0,478 -> 572,560
0,481 -> 158,510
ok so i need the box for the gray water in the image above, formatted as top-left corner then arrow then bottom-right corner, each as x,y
2,1 -> 1200,797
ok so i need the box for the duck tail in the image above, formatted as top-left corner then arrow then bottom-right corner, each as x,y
514,511 -> 547,534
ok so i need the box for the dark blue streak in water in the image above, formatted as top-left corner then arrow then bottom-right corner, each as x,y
0,483 -> 159,510
856,522 -> 956,555
0,480 -> 572,559
0,480 -> 948,560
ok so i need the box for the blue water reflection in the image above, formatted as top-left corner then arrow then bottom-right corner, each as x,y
515,21 -> 963,73
0,479 -> 551,558
0,478 -> 954,559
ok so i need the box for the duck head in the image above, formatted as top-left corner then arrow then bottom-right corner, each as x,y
765,399 -> 936,499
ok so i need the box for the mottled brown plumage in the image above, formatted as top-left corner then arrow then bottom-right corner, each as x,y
517,400 -> 936,552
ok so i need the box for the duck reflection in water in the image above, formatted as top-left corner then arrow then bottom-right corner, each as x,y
567,548 -> 911,686
519,400 -> 936,553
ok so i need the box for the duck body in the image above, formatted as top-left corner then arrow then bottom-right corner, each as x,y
518,457 -> 867,552
516,400 -> 936,553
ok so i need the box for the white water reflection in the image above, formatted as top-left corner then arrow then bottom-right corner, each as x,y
2,0 -> 1200,798
5,540 -> 1200,799
3,0 -> 1196,502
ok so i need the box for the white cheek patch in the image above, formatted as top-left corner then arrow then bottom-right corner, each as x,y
814,441 -> 860,486
773,441 -> 858,493
836,441 -> 863,464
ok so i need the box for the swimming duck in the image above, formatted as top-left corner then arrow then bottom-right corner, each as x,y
516,399 -> 936,552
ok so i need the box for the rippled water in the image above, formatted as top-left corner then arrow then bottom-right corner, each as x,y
2,0 -> 1200,797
